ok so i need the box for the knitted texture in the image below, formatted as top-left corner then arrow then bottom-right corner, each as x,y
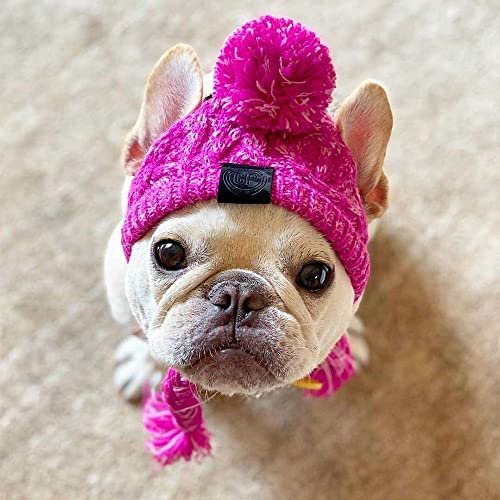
122,15 -> 370,300
303,334 -> 355,397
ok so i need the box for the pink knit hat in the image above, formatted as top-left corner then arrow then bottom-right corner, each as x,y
122,16 -> 370,301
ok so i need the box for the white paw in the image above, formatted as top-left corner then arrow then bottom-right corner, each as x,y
347,316 -> 370,369
114,336 -> 162,402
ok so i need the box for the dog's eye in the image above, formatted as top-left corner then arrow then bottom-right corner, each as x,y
154,240 -> 187,270
296,262 -> 333,291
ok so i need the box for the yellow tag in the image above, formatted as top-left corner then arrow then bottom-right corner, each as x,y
291,376 -> 322,391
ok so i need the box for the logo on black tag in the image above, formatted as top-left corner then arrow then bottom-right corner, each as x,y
217,163 -> 274,204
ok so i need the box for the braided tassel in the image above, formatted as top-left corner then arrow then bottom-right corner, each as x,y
142,368 -> 211,466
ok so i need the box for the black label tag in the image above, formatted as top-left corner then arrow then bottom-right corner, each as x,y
217,163 -> 274,204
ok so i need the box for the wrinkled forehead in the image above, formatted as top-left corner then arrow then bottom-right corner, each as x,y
151,200 -> 337,269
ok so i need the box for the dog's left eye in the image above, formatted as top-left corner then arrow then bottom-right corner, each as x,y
154,240 -> 187,270
296,262 -> 333,291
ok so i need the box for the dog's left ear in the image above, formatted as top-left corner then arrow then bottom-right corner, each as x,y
122,44 -> 203,175
334,81 -> 393,220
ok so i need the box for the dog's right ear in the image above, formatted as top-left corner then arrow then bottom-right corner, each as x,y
334,81 -> 393,220
122,44 -> 203,175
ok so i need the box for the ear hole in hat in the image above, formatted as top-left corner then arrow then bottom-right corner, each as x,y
334,81 -> 393,220
122,44 -> 204,175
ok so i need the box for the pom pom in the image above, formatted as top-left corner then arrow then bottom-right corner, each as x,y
214,16 -> 336,135
303,335 -> 355,398
142,368 -> 211,466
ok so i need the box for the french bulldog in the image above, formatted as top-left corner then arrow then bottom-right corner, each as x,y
105,43 -> 392,401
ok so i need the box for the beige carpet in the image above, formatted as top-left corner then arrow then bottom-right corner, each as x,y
1,1 -> 499,498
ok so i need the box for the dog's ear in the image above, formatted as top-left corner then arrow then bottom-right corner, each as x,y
122,44 -> 203,175
334,81 -> 393,220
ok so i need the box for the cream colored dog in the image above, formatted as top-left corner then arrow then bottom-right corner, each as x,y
105,44 -> 392,400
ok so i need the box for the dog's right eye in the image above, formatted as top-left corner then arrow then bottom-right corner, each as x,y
153,240 -> 187,270
296,262 -> 333,292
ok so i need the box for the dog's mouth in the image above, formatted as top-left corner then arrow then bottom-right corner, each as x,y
180,341 -> 279,394
187,341 -> 258,366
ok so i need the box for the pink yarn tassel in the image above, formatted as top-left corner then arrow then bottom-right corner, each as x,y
142,368 -> 211,466
304,334 -> 355,398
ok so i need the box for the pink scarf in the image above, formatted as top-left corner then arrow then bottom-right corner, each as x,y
142,335 -> 354,466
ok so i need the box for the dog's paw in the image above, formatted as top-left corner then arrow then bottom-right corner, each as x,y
113,335 -> 162,402
347,316 -> 370,369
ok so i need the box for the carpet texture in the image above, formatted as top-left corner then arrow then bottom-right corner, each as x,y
1,1 -> 499,499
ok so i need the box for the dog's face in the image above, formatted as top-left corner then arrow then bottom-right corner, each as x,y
122,45 -> 392,395
126,201 -> 356,394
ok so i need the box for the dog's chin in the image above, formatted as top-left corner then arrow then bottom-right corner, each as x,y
178,347 -> 282,396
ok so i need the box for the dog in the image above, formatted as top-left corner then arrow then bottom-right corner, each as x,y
105,36 -> 392,402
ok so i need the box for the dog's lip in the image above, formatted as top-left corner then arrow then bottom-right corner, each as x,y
219,342 -> 241,352
186,341 -> 264,369
181,344 -> 278,393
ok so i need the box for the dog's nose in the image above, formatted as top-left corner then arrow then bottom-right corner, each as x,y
208,281 -> 267,319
